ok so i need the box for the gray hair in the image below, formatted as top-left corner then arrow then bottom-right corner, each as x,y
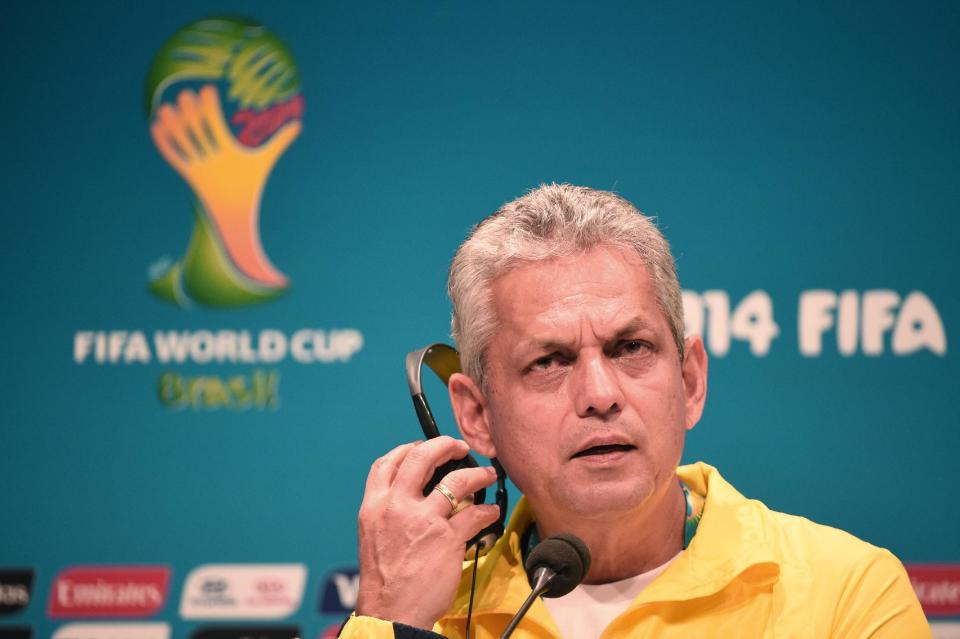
448,183 -> 684,390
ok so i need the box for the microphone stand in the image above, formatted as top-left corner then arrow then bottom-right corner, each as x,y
500,566 -> 556,639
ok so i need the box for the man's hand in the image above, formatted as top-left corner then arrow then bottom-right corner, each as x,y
356,437 -> 501,630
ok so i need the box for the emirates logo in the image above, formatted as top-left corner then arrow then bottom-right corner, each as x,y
48,567 -> 170,618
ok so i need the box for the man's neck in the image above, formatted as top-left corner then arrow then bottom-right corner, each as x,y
532,479 -> 686,585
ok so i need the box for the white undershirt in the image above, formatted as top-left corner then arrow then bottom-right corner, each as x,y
541,551 -> 681,639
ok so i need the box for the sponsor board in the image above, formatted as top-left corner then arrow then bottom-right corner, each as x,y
0,569 -> 34,614
48,566 -> 170,618
180,564 -> 306,619
932,622 -> 960,639
51,622 -> 171,639
318,622 -> 345,639
190,627 -> 300,639
907,564 -> 960,617
0,628 -> 31,639
318,567 -> 358,614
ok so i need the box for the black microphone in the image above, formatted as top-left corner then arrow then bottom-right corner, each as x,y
500,533 -> 591,639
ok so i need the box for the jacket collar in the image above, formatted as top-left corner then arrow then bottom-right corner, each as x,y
447,462 -> 781,624
635,462 -> 780,605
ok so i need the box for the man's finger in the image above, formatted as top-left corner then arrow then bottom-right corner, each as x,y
364,442 -> 419,494
426,466 -> 498,517
393,436 -> 470,494
449,504 -> 501,543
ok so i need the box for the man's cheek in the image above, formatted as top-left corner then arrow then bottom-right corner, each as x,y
493,429 -> 546,481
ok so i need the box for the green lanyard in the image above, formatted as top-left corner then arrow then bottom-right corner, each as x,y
522,480 -> 704,565
680,480 -> 703,550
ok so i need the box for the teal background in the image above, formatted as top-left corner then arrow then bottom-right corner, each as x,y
1,1 -> 957,636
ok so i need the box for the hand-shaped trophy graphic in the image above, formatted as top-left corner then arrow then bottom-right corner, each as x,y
145,17 -> 303,307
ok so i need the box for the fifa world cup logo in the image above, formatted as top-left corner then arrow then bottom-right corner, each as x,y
145,17 -> 303,307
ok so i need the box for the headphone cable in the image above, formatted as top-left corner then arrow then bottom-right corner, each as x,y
465,543 -> 480,639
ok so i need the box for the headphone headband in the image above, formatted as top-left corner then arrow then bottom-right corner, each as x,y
405,343 -> 509,556
406,343 -> 461,440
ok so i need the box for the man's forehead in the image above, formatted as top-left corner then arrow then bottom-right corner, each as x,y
488,246 -> 668,342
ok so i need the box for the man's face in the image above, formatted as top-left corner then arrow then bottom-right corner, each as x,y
469,245 -> 706,521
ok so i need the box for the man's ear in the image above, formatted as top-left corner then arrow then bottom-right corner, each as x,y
681,335 -> 708,430
448,372 -> 497,458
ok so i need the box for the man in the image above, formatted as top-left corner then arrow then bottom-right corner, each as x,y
340,185 -> 929,638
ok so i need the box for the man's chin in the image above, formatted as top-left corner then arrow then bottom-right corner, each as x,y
548,480 -> 655,520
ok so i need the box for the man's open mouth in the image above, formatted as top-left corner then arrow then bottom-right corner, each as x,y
572,444 -> 636,458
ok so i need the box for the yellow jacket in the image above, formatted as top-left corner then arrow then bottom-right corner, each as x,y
342,462 -> 930,638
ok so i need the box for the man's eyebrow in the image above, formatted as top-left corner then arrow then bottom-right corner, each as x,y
611,317 -> 653,339
516,338 -> 573,354
516,317 -> 656,354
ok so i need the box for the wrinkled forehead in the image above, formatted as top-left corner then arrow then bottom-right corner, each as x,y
487,246 -> 667,343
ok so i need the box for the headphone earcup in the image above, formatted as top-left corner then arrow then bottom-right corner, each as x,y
422,452 -> 487,506
469,519 -> 505,556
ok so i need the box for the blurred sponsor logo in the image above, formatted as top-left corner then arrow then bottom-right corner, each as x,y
190,627 -> 300,639
201,579 -> 229,595
318,567 -> 358,614
318,622 -> 344,639
0,569 -> 34,614
907,564 -> 960,617
51,622 -> 170,639
931,621 -> 960,639
180,564 -> 305,619
48,567 -> 169,618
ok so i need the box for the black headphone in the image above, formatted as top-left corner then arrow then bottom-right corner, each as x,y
405,343 -> 508,556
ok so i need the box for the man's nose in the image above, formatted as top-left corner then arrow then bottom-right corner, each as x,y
572,355 -> 625,419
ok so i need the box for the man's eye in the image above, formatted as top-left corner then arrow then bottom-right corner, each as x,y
530,353 -> 567,370
533,355 -> 557,369
618,340 -> 650,356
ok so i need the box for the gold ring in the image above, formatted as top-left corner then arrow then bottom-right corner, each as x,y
433,483 -> 461,517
